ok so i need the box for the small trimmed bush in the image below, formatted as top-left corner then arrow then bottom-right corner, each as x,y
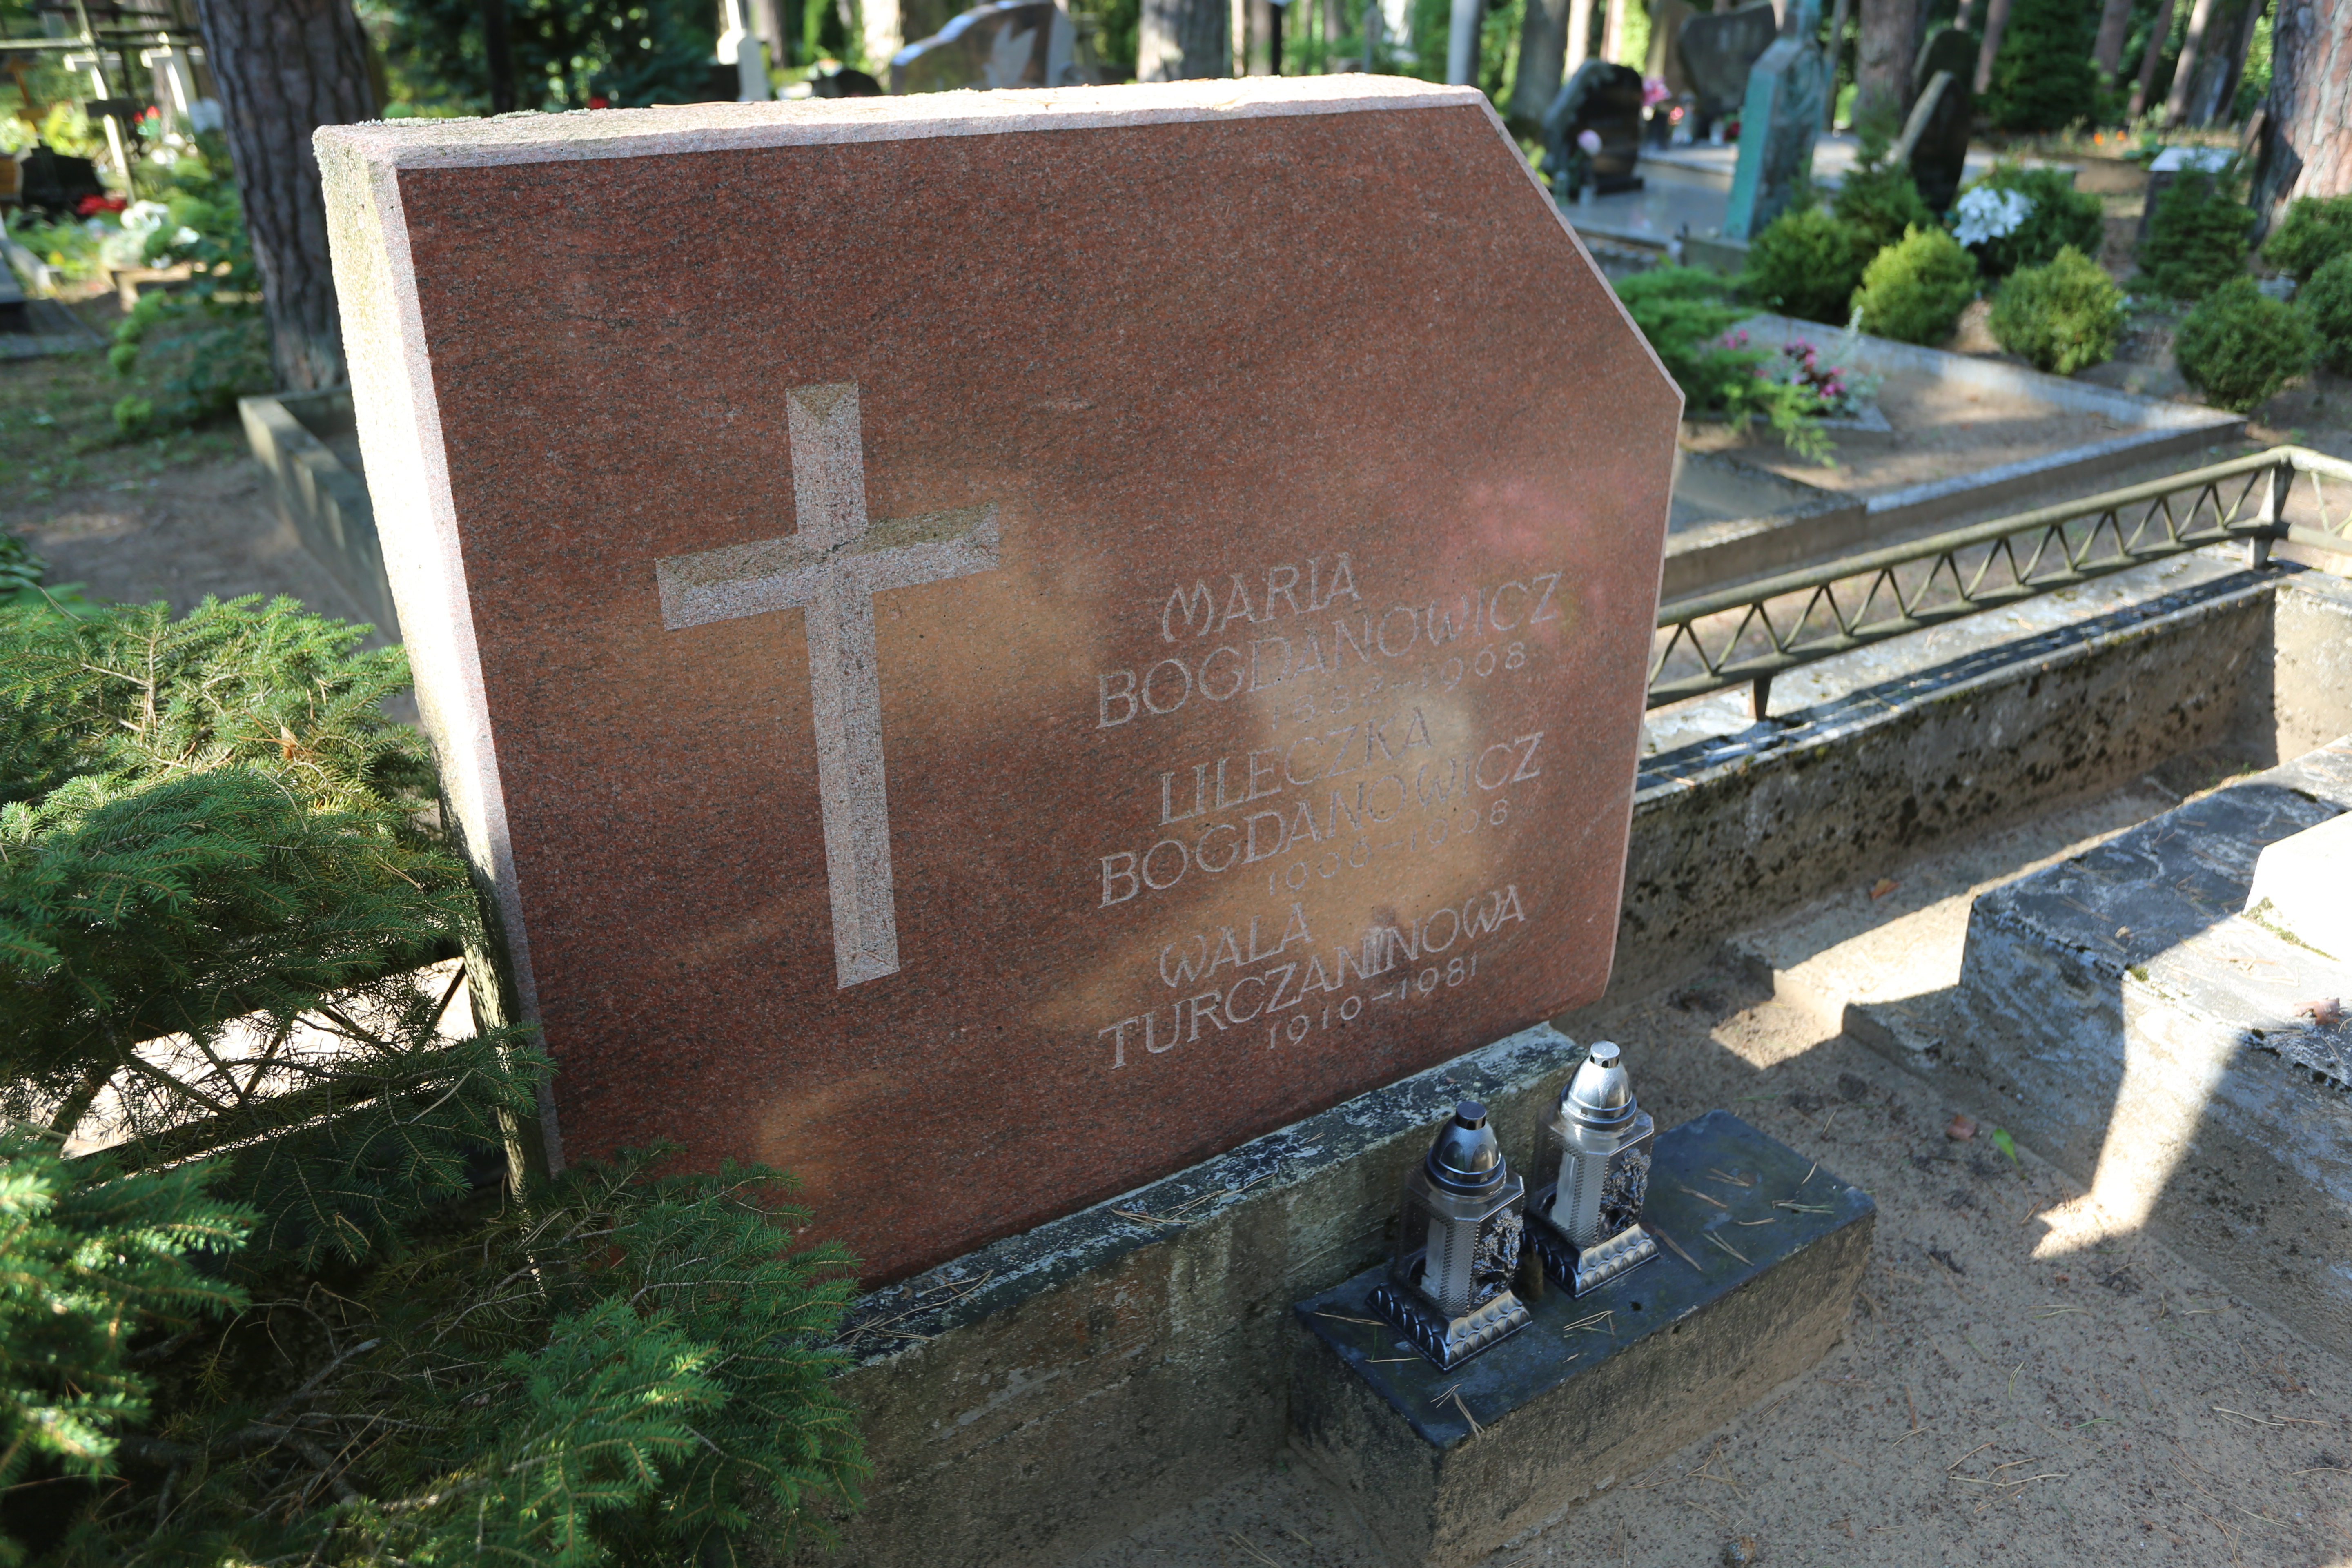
2174,277 -> 2316,412
1742,205 -> 1874,324
1989,246 -> 2126,374
1854,225 -> 1980,345
2300,251 -> 2352,375
1959,163 -> 2108,278
2264,194 -> 2352,283
2137,166 -> 2256,299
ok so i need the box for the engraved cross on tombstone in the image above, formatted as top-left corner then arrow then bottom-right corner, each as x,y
655,382 -> 1000,989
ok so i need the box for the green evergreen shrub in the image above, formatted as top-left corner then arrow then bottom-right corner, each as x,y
1613,267 -> 1836,461
2173,277 -> 2316,412
1740,205 -> 1875,324
0,1133 -> 254,1566
2136,165 -> 2257,299
2299,250 -> 2352,375
1958,163 -> 2108,279
2263,194 -> 2352,283
1989,246 -> 2127,374
1983,0 -> 2098,132
1833,140 -> 1935,249
0,596 -> 869,1564
1853,225 -> 1980,344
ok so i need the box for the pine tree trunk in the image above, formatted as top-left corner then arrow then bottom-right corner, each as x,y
2253,0 -> 2352,227
1969,0 -> 2007,92
1855,0 -> 1922,127
2128,0 -> 2178,114
1510,0 -> 1572,120
191,0 -> 375,393
1138,0 -> 1232,77
2163,0 -> 2219,122
2092,0 -> 2133,77
2205,0 -> 2267,122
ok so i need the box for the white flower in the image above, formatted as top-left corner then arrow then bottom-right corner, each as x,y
120,200 -> 173,234
1953,186 -> 2033,247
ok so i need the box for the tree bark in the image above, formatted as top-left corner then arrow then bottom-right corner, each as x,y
2092,0 -> 2133,77
2253,0 -> 2352,228
1510,0 -> 1572,119
2206,0 -> 2267,122
1138,0 -> 1233,77
1854,0 -> 1922,128
191,0 -> 376,393
1564,0 -> 1596,75
2163,0 -> 2219,122
1969,0 -> 2007,92
2128,0 -> 2178,114
1599,0 -> 1626,62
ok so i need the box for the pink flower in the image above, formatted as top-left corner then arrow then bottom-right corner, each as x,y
1578,129 -> 1603,155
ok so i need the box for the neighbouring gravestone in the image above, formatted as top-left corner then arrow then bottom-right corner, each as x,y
1721,0 -> 1826,241
1677,1 -> 1779,138
890,0 -> 1078,93
1542,60 -> 1647,197
1896,25 -> 1978,212
316,79 -> 1679,1284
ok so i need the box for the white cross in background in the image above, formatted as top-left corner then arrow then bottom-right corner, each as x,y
656,382 -> 1001,989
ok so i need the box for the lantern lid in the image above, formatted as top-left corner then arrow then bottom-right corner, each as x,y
1425,1100 -> 1508,1194
1563,1042 -> 1637,1130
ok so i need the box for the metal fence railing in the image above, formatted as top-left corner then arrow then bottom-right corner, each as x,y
1650,445 -> 2352,718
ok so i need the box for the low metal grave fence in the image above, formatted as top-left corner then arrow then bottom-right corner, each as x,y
1650,445 -> 2352,718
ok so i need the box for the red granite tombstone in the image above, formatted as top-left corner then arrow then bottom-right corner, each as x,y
320,79 -> 1679,1283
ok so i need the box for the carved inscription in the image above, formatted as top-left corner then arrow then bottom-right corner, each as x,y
1082,550 -> 1567,1070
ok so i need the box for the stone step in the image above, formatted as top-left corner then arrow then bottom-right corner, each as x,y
1733,741 -> 2352,1359
1923,738 -> 2352,1359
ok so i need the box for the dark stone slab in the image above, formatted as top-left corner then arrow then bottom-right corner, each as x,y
1541,60 -> 1646,198
1290,1110 -> 1873,1565
889,0 -> 1077,92
319,83 -> 1679,1285
1898,27 -> 1979,213
1677,2 -> 1780,134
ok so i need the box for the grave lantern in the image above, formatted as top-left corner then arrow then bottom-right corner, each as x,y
1528,1042 -> 1659,1296
1369,1100 -> 1532,1369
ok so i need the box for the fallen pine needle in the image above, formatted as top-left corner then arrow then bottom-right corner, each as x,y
2034,1306 -> 2088,1318
1679,1184 -> 1730,1210
1706,1231 -> 1753,1265
2212,1405 -> 2286,1426
1801,1162 -> 1818,1186
1315,1312 -> 1386,1326
1948,1441 -> 1995,1469
1736,1217 -> 1778,1226
1562,1310 -> 1614,1335
1365,1356 -> 1417,1364
1228,1533 -> 1285,1568
2289,1466 -> 2352,1475
1893,1426 -> 1935,1444
1705,1167 -> 1754,1187
1652,1227 -> 1701,1270
1774,1199 -> 1835,1213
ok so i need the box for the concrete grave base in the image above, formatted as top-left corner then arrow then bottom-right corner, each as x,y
798,1025 -> 1590,1568
1288,1111 -> 1873,1568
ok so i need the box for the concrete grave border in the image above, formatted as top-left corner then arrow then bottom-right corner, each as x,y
1661,315 -> 2245,597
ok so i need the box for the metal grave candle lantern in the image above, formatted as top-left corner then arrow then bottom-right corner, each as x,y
1369,1100 -> 1533,1369
1528,1042 -> 1659,1296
